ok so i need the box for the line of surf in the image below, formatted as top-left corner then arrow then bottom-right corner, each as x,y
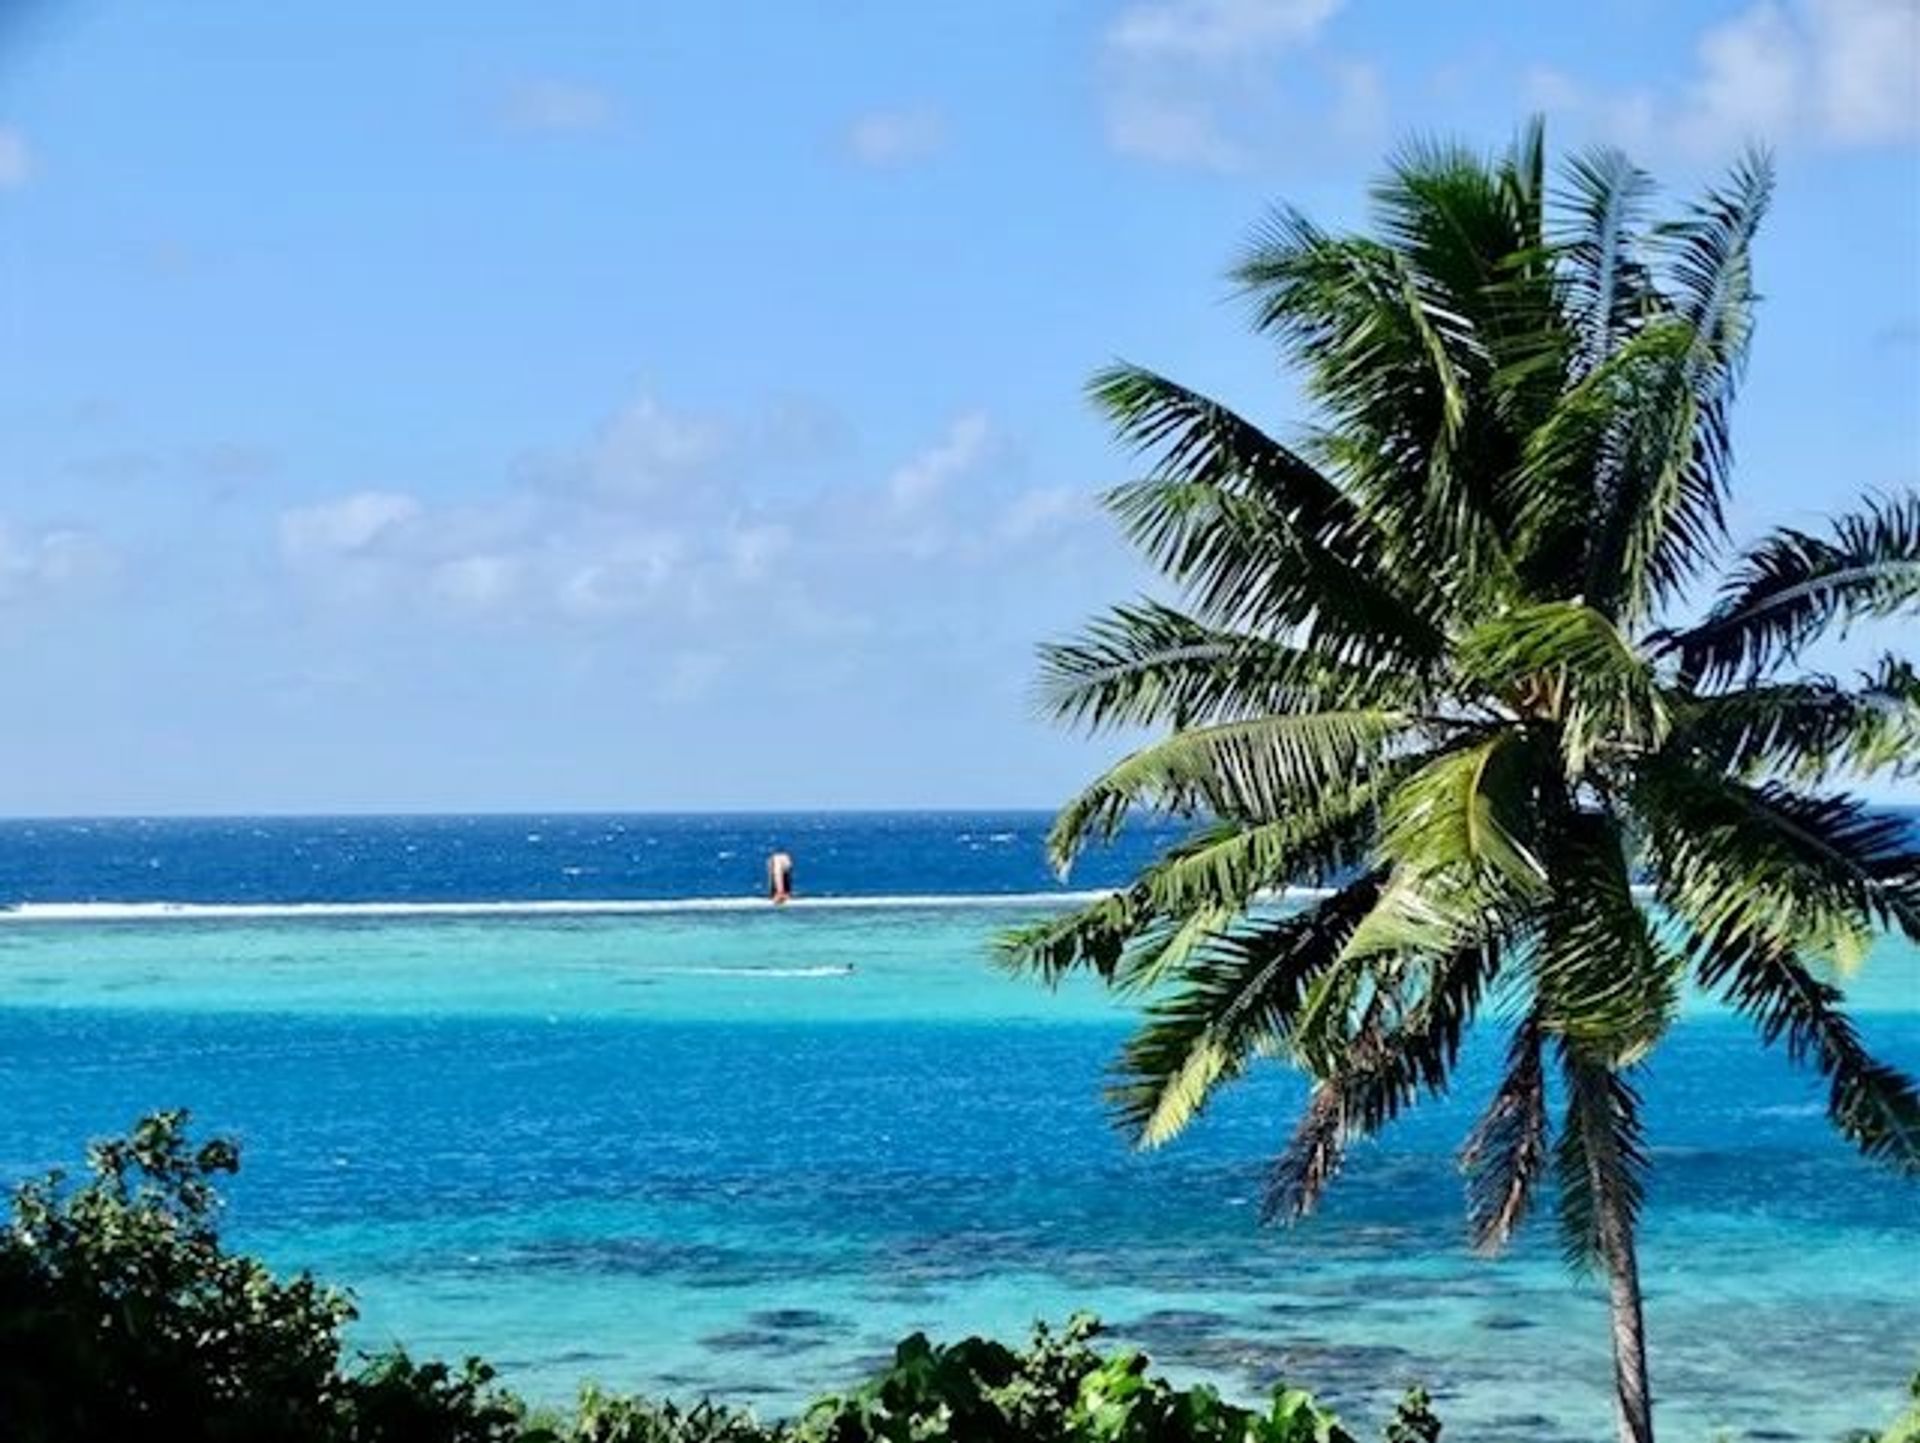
0,888 -> 1343,924
0,892 -> 1127,924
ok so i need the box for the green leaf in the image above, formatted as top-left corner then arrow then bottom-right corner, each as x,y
1460,1015 -> 1550,1255
1554,1048 -> 1649,1274
1457,601 -> 1668,771
1106,878 -> 1384,1149
1683,931 -> 1920,1174
1044,709 -> 1411,871
1658,490 -> 1920,687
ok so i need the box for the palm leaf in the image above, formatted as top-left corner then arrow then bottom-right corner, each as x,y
1609,150 -> 1771,619
1044,709 -> 1412,870
1460,1015 -> 1550,1254
1634,761 -> 1920,960
1107,877 -> 1383,1148
1036,598 -> 1422,734
1667,655 -> 1920,784
1457,601 -> 1668,771
1090,365 -> 1447,668
1266,937 -> 1502,1221
1555,146 -> 1656,380
1685,931 -> 1920,1173
1657,491 -> 1920,687
1534,808 -> 1680,1063
1555,1048 -> 1649,1273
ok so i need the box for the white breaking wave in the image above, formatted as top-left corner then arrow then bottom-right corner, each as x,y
641,965 -> 857,979
0,893 -> 1115,924
0,887 -> 1338,925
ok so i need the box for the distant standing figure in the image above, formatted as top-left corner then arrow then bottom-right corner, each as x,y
767,849 -> 794,905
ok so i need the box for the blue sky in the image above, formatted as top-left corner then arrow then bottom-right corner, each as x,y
0,0 -> 1915,813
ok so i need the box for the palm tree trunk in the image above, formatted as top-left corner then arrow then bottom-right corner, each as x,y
1597,1150 -> 1653,1443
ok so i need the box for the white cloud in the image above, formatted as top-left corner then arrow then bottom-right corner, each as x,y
998,485 -> 1089,543
1813,0 -> 1920,142
578,393 -> 730,500
1104,94 -> 1242,170
267,394 -> 1102,655
0,127 -> 30,189
844,107 -> 946,167
887,412 -> 992,511
498,79 -> 617,134
0,523 -> 119,603
1096,0 -> 1374,170
1329,59 -> 1388,144
430,554 -> 523,611
726,523 -> 790,581
555,532 -> 686,618
1532,0 -> 1918,156
280,491 -> 422,560
1107,0 -> 1338,62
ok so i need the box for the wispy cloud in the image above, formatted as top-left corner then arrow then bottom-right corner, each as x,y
0,126 -> 31,189
1106,0 -> 1339,62
270,391 -> 1084,640
887,412 -> 992,511
1527,0 -> 1918,156
844,107 -> 947,167
0,522 -> 119,604
280,491 -> 423,562
1096,0 -> 1378,170
497,79 -> 619,135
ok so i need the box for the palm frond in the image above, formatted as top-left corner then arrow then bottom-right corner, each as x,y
1615,150 -> 1772,617
1535,808 -> 1680,1063
1656,491 -> 1920,688
1555,1048 -> 1649,1273
1107,877 -> 1384,1148
1132,804 -> 1376,916
1461,1015 -> 1550,1254
1457,601 -> 1668,771
993,891 -> 1144,987
1380,730 -> 1547,882
1230,218 -> 1521,593
1044,709 -> 1412,871
998,796 -> 1384,985
1267,939 -> 1503,1220
1667,654 -> 1920,784
1685,932 -> 1920,1173
1555,146 -> 1657,380
1090,364 -> 1447,666
1634,760 -> 1920,960
1035,598 -> 1423,734
1336,731 -> 1550,967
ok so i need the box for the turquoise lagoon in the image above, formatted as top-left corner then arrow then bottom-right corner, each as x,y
0,900 -> 1915,1440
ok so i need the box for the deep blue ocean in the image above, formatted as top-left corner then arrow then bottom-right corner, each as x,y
0,812 -> 1188,907
0,813 -> 1915,1440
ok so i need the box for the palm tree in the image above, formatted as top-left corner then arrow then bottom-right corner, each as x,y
1000,122 -> 1920,1443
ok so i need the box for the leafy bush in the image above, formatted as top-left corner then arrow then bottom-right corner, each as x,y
791,1315 -> 1442,1443
0,1111 -> 522,1443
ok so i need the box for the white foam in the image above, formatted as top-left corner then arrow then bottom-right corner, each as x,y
0,892 -> 1125,924
645,964 -> 857,978
0,887 -> 1345,925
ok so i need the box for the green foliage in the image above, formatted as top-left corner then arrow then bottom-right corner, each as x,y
343,1354 -> 524,1443
549,1388 -> 776,1443
0,1109 -> 356,1443
0,1110 -> 523,1443
793,1313 -> 1395,1443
